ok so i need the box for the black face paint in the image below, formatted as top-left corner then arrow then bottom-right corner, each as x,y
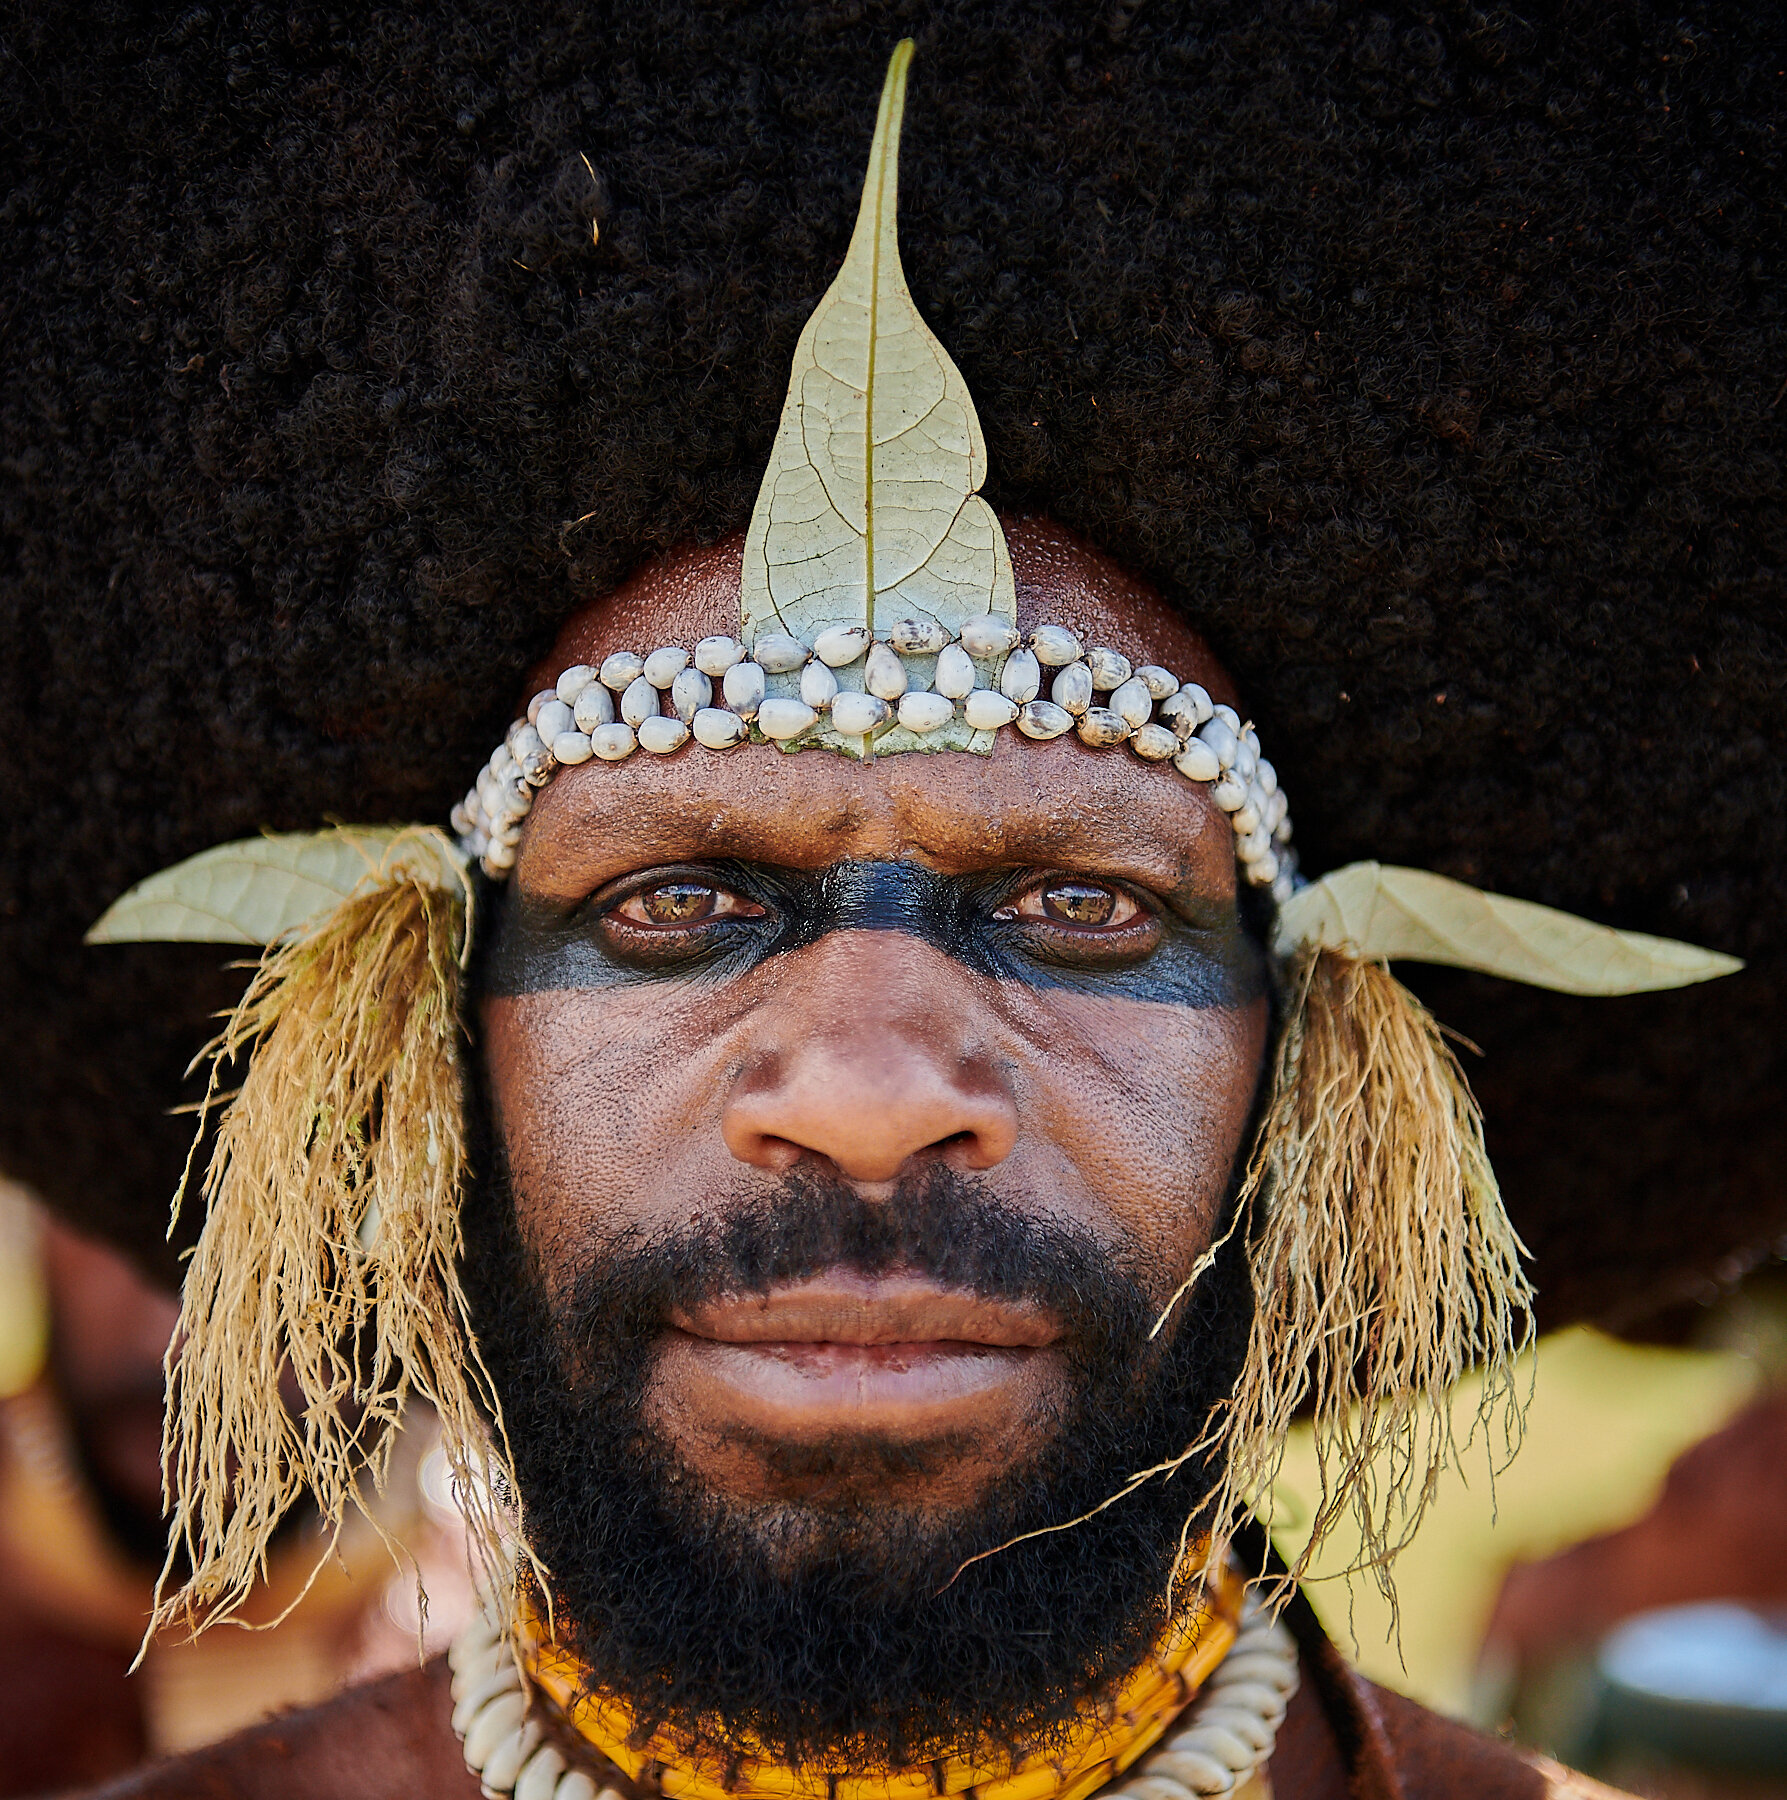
482,858 -> 1267,1009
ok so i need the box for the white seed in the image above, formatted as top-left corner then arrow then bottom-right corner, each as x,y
1231,736 -> 1257,780
526,688 -> 558,726
933,643 -> 976,698
1245,850 -> 1280,886
1109,676 -> 1155,729
1272,870 -> 1295,904
694,634 -> 746,676
999,647 -> 1042,703
1178,682 -> 1215,726
643,646 -> 690,688
599,651 -> 644,690
452,1667 -> 518,1734
692,707 -> 749,749
1085,645 -> 1132,691
1015,699 -> 1074,740
1191,1708 -> 1275,1754
518,747 -> 553,788
590,723 -> 638,761
1130,723 -> 1179,761
1174,740 -> 1222,782
1142,1748 -> 1234,1793
1236,826 -> 1273,863
1212,702 -> 1242,732
462,1691 -> 526,1767
1255,757 -> 1278,796
813,624 -> 871,667
1135,664 -> 1178,700
513,1744 -> 567,1800
1051,661 -> 1094,716
829,691 -> 891,735
1157,693 -> 1200,739
620,675 -> 659,728
573,683 -> 616,731
482,1721 -> 545,1790
554,1775 -> 600,1800
800,661 -> 839,708
535,698 -> 574,742
1076,706 -> 1130,747
1232,798 -> 1262,836
963,688 -> 1020,730
450,801 -> 473,836
483,841 -> 515,872
722,660 -> 766,718
637,715 -> 690,754
959,614 -> 1020,657
555,664 -> 595,703
551,730 -> 593,766
889,617 -> 951,655
1197,717 -> 1240,767
1211,1652 -> 1300,1693
1266,789 -> 1289,832
864,642 -> 908,700
898,691 -> 955,734
1202,1680 -> 1288,1722
670,667 -> 713,721
758,697 -> 819,740
1211,771 -> 1249,811
754,632 -> 810,673
1029,624 -> 1083,666
1173,1724 -> 1262,1773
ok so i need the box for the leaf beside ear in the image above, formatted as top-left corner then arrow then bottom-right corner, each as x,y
1276,861 -> 1743,995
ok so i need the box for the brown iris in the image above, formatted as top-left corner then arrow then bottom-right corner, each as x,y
1039,881 -> 1118,926
636,883 -> 718,925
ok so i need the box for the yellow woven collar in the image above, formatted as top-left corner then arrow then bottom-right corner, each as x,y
521,1561 -> 1244,1800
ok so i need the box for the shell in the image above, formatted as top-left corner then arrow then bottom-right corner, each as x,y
1191,1708 -> 1275,1753
1211,1652 -> 1299,1693
1142,1749 -> 1234,1794
526,688 -> 558,726
829,691 -> 891,735
864,642 -> 909,701
898,691 -> 955,734
800,661 -> 840,709
555,1775 -> 600,1800
1265,789 -> 1289,832
513,1745 -> 568,1800
484,841 -> 515,872
1085,646 -> 1132,691
590,723 -> 638,762
620,676 -> 660,728
1272,870 -> 1296,905
1109,676 -> 1155,729
758,697 -> 819,740
1232,799 -> 1262,836
482,1721 -> 545,1790
933,643 -> 976,698
1255,757 -> 1278,796
1203,1681 -> 1288,1723
1076,706 -> 1131,747
1170,1726 -> 1257,1773
643,646 -> 691,688
637,716 -> 691,755
692,708 -> 749,749
1210,772 -> 1249,811
1029,625 -> 1083,667
551,730 -> 593,766
1136,664 -> 1179,700
963,689 -> 1020,730
1212,702 -> 1242,733
959,614 -> 1020,658
1231,736 -> 1257,780
754,632 -> 811,673
1236,826 -> 1273,863
600,652 -> 645,691
452,1667 -> 517,1733
450,801 -> 473,836
814,624 -> 872,667
555,664 -> 595,703
1245,850 -> 1280,886
1173,741 -> 1222,783
670,667 -> 713,722
1178,682 -> 1216,726
1157,693 -> 1201,740
574,684 -> 616,731
1015,699 -> 1074,740
999,647 -> 1042,703
535,699 -> 574,742
1050,661 -> 1094,716
694,635 -> 746,677
1130,723 -> 1179,761
1197,718 -> 1240,768
722,661 -> 766,719
462,1691 -> 526,1767
889,617 -> 951,655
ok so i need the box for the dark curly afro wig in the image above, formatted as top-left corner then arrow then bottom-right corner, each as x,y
1,0 -> 1782,1328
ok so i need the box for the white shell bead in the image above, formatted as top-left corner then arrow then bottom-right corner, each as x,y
889,617 -> 951,655
555,665 -> 595,703
620,676 -> 659,728
1178,682 -> 1215,726
1109,676 -> 1155,728
482,1721 -> 544,1790
1206,1681 -> 1288,1722
933,644 -> 976,698
898,691 -> 955,734
1246,851 -> 1280,885
1212,1653 -> 1299,1693
1197,718 -> 1240,767
758,698 -> 819,740
694,635 -> 746,677
1272,871 -> 1296,904
960,614 -> 1020,657
800,661 -> 840,709
864,642 -> 908,700
1236,826 -> 1272,862
1136,664 -> 1179,700
754,632 -> 810,673
535,699 -> 574,742
513,1745 -> 567,1800
814,624 -> 871,667
1076,707 -> 1131,747
1130,723 -> 1179,761
555,1775 -> 600,1800
722,660 -> 766,718
600,652 -> 644,691
670,667 -> 713,722
574,684 -> 616,731
1266,789 -> 1289,832
1210,771 -> 1249,811
1051,661 -> 1094,715
644,646 -> 690,688
1157,693 -> 1201,740
1173,740 -> 1222,782
1193,1708 -> 1275,1753
590,723 -> 638,761
552,730 -> 593,766
637,716 -> 690,755
526,688 -> 558,725
484,841 -> 515,871
1255,758 -> 1278,796
1172,1726 -> 1257,1772
963,689 -> 1019,730
999,647 -> 1042,703
1143,1750 -> 1233,1794
1085,646 -> 1132,691
1232,799 -> 1262,836
1029,625 -> 1083,666
1212,702 -> 1242,733
1015,699 -> 1073,740
830,691 -> 891,735
450,801 -> 473,836
462,1692 -> 526,1766
453,1667 -> 517,1734
692,707 -> 749,749
1127,1774 -> 1221,1800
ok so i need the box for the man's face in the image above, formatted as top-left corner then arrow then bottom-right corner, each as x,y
472,519 -> 1271,1758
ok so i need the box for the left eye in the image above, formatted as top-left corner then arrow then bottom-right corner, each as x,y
1003,879 -> 1143,930
614,883 -> 760,928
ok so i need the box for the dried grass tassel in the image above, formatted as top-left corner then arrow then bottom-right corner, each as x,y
147,834 -> 510,1646
1200,947 -> 1534,1606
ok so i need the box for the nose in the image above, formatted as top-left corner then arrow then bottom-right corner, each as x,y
721,934 -> 1019,1183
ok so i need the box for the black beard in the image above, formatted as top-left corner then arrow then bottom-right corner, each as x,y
461,1135 -> 1253,1772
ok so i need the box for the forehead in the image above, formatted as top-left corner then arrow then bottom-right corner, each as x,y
514,519 -> 1241,899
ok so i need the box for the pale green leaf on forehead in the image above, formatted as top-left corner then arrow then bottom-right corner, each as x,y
741,39 -> 1016,651
1277,861 -> 1743,995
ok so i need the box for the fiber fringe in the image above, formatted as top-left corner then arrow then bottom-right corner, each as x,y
147,832 -> 514,1647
